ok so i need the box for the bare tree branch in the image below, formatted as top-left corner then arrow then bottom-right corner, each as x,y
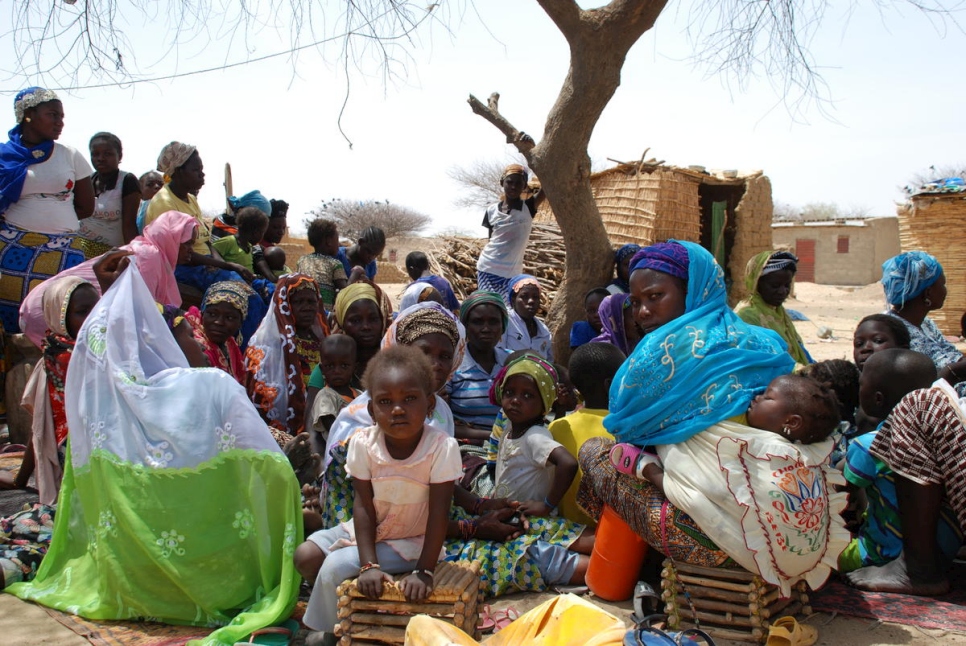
467,94 -> 536,156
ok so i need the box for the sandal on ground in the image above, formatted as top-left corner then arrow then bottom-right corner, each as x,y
240,618 -> 300,645
477,603 -> 496,633
493,607 -> 520,632
631,581 -> 661,624
766,616 -> 817,646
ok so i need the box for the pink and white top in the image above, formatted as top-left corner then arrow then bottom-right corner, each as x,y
337,425 -> 462,560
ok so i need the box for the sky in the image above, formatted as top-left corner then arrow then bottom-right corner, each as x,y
2,1 -> 964,237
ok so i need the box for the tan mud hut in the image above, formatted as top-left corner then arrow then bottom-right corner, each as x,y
897,191 -> 966,336
534,163 -> 773,303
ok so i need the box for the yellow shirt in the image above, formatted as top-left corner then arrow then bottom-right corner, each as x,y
144,185 -> 211,255
549,408 -> 612,527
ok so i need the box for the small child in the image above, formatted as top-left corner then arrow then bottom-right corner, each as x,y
610,374 -> 840,490
211,207 -> 269,276
569,288 -> 608,349
298,218 -> 348,309
550,343 -> 626,526
549,363 -> 578,420
840,348 -> 963,572
853,314 -> 911,372
405,251 -> 460,312
264,245 -> 292,280
491,354 -> 576,517
308,334 -> 361,451
295,346 -> 462,645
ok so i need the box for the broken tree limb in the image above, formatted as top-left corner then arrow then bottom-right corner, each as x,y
467,94 -> 536,153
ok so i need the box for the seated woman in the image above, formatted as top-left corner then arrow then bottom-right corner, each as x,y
499,274 -> 553,361
846,378 -> 966,595
185,281 -> 253,385
20,210 -> 200,348
735,250 -> 813,365
448,291 -> 511,444
578,241 -> 848,595
5,264 -> 301,643
247,274 -> 330,438
605,243 -> 640,295
590,293 -> 639,356
880,251 -> 966,394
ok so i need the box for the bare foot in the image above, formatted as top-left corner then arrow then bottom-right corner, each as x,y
846,552 -> 950,596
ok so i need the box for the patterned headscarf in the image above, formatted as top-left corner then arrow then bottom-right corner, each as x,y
156,141 -> 198,178
629,241 -> 690,281
459,291 -> 509,333
491,353 -> 558,416
42,276 -> 92,338
502,164 -> 528,181
761,251 -> 798,277
382,302 -> 466,385
615,244 -> 641,267
14,87 -> 59,123
246,273 -> 328,435
881,251 -> 944,307
509,274 -> 541,298
202,281 -> 253,319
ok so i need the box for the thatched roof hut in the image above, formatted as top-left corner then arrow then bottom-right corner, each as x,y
534,163 -> 774,303
897,191 -> 966,335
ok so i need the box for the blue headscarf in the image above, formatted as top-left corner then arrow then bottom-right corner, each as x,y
228,190 -> 272,216
881,251 -> 943,307
604,240 -> 795,446
0,88 -> 58,216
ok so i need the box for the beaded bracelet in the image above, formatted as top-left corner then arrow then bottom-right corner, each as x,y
457,518 -> 478,540
471,496 -> 484,515
359,562 -> 381,575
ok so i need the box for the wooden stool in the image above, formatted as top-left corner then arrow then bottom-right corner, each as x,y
335,560 -> 482,645
661,559 -> 811,644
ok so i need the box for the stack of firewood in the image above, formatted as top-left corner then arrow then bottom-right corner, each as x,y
428,223 -> 566,309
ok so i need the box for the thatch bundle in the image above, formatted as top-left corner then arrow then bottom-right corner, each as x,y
428,223 -> 566,313
897,193 -> 966,335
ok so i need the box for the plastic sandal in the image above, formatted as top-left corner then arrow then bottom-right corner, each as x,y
477,603 -> 496,633
610,443 -> 644,475
493,607 -> 520,632
243,619 -> 300,645
765,616 -> 817,646
631,581 -> 661,624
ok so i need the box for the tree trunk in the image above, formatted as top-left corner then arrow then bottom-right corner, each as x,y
470,0 -> 667,363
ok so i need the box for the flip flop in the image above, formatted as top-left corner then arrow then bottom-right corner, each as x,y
766,616 -> 817,646
242,619 -> 300,645
477,603 -> 496,633
493,607 -> 519,632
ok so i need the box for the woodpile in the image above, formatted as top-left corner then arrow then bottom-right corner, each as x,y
428,223 -> 566,311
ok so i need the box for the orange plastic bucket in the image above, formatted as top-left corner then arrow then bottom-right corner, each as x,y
585,504 -> 648,601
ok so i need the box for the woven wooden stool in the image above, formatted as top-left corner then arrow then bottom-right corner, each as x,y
661,559 -> 811,644
335,560 -> 482,645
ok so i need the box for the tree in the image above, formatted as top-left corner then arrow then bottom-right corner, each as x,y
9,0 -> 959,359
306,199 -> 432,239
447,158 -> 519,211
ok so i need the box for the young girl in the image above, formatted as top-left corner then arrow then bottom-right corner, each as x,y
500,274 -> 553,361
80,132 -> 140,256
491,354 -> 577,517
298,218 -> 348,309
853,313 -> 911,371
610,374 -> 841,489
295,346 -> 462,644
476,162 -> 537,300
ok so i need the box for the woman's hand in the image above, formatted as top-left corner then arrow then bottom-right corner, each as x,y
92,248 -> 134,292
358,567 -> 392,599
475,508 -> 528,542
480,497 -> 518,514
400,571 -> 433,602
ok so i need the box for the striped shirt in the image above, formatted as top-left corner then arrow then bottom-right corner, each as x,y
446,348 -> 510,427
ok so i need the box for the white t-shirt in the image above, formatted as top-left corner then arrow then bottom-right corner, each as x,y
476,200 -> 534,278
493,424 -> 561,502
3,143 -> 92,234
80,170 -> 132,246
499,309 -> 554,361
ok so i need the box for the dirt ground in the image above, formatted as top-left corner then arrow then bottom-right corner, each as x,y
4,280 -> 966,645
